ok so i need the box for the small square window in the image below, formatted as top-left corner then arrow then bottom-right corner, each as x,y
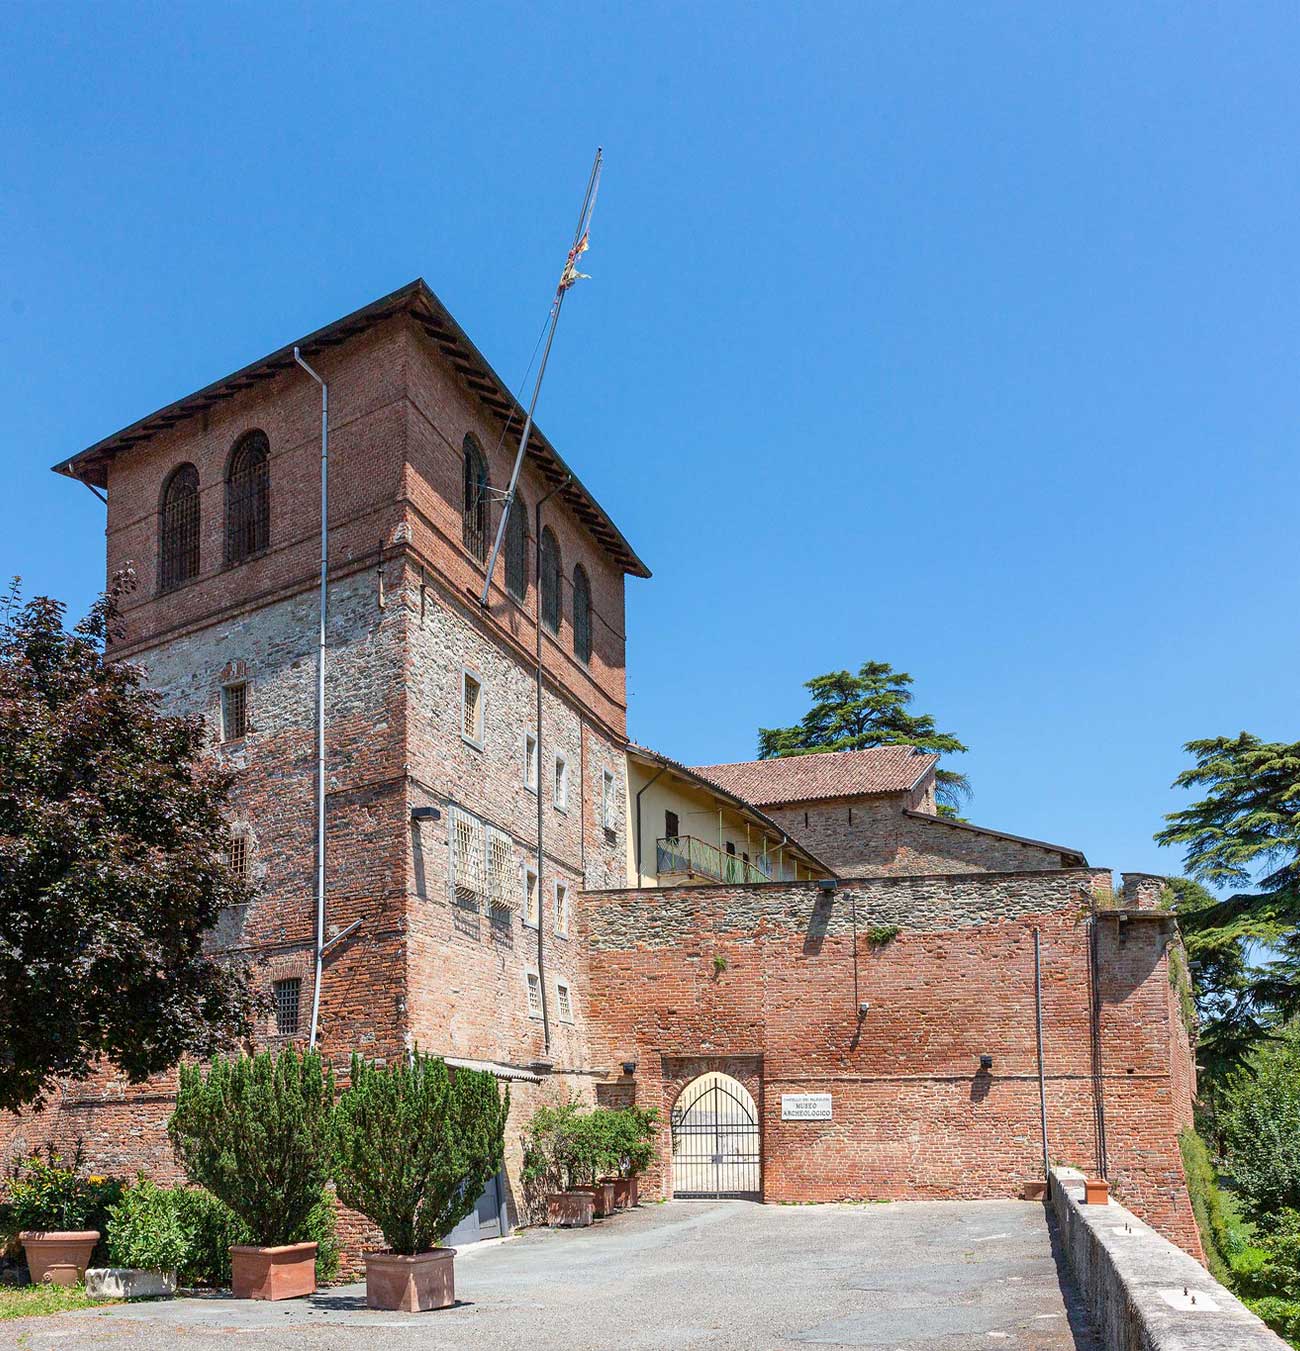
553,754 -> 568,812
523,732 -> 538,793
228,832 -> 250,883
273,978 -> 301,1036
461,671 -> 483,745
601,770 -> 618,832
523,865 -> 539,928
554,880 -> 570,937
526,971 -> 543,1019
221,682 -> 247,742
556,980 -> 574,1023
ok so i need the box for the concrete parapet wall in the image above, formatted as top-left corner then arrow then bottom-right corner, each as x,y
1049,1167 -> 1285,1349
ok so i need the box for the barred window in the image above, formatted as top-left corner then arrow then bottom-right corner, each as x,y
159,463 -> 200,592
556,980 -> 574,1023
553,754 -> 569,811
225,431 -> 270,565
523,732 -> 538,792
221,682 -> 248,741
228,831 -> 250,882
526,971 -> 543,1019
462,435 -> 490,563
554,880 -> 570,936
487,829 -> 516,910
572,565 -> 592,664
540,527 -> 561,634
602,770 -> 618,832
449,806 -> 487,909
505,492 -> 528,601
523,865 -> 539,928
462,670 -> 483,745
273,978 -> 301,1035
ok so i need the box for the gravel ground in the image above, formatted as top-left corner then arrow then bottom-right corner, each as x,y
4,1198 -> 1097,1350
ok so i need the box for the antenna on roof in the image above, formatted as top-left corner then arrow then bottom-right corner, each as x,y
479,147 -> 603,609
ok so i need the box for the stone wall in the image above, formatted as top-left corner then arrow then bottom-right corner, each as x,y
581,869 -> 1201,1257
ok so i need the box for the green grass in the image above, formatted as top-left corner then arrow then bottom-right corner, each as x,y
0,1284 -> 118,1320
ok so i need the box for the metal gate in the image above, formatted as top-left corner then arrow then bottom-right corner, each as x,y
670,1072 -> 760,1199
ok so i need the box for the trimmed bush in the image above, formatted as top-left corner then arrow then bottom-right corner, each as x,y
333,1051 -> 508,1256
170,1186 -> 339,1288
167,1048 -> 334,1248
105,1178 -> 190,1274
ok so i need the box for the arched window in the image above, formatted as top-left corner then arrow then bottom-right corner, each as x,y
225,430 -> 270,565
572,564 -> 592,664
462,434 -> 490,563
540,527 -> 562,634
505,491 -> 528,601
159,463 -> 201,592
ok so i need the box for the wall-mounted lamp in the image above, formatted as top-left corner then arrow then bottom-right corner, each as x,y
622,1060 -> 638,1077
979,1054 -> 994,1071
410,806 -> 442,822
857,1001 -> 871,1018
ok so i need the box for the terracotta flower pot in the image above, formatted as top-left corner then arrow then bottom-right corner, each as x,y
573,1180 -> 615,1217
1084,1178 -> 1110,1206
20,1231 -> 99,1286
364,1248 -> 456,1312
546,1191 -> 595,1227
611,1176 -> 639,1209
230,1242 -> 318,1300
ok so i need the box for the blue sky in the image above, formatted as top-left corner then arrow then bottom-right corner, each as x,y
3,3 -> 1297,882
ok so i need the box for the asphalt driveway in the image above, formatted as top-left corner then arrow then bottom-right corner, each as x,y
6,1198 -> 1097,1350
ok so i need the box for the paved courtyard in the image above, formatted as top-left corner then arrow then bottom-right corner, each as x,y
8,1198 -> 1097,1350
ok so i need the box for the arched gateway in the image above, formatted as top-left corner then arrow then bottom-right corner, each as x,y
670,1072 -> 760,1199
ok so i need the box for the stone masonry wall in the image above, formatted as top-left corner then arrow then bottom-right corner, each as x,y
580,869 -> 1202,1259
768,791 -> 1076,877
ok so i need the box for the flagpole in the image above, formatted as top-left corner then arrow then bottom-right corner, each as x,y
479,148 -> 603,609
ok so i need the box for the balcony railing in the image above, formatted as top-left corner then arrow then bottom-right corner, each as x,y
656,835 -> 771,886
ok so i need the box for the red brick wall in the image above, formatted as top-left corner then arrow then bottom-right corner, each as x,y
581,869 -> 1202,1259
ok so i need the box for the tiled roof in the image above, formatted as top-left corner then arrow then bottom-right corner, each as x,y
692,746 -> 938,807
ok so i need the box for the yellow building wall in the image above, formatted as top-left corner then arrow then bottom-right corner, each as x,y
623,757 -> 817,887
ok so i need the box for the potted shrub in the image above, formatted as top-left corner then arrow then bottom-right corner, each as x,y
568,1110 -> 618,1218
168,1047 -> 334,1300
10,1152 -> 122,1285
87,1177 -> 189,1299
522,1100 -> 594,1228
333,1050 -> 508,1312
608,1107 -> 658,1209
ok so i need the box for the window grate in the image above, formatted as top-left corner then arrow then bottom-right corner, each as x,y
602,770 -> 618,831
524,732 -> 538,791
556,981 -> 573,1023
523,867 -> 539,927
160,464 -> 201,592
462,672 -> 482,742
462,435 -> 490,563
526,971 -> 543,1018
487,829 -> 516,909
228,832 -> 250,882
273,978 -> 301,1035
449,806 -> 487,909
573,565 -> 592,664
222,683 -> 248,741
225,431 -> 270,565
555,881 -> 570,936
553,754 -> 568,810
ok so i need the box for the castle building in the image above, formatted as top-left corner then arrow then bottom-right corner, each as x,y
6,279 -> 1202,1263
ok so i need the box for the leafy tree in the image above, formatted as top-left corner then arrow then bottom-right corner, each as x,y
758,661 -> 970,810
0,576 -> 257,1112
1156,734 -> 1300,1065
333,1050 -> 508,1256
167,1047 -> 335,1248
1224,1027 -> 1300,1221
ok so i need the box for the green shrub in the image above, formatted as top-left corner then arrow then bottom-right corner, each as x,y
1225,1029 -> 1300,1220
167,1048 -> 334,1248
606,1107 -> 659,1179
333,1051 -> 508,1256
1179,1128 -> 1234,1284
522,1098 -> 583,1202
105,1178 -> 190,1273
866,924 -> 900,946
169,1186 -> 339,1288
7,1152 -> 123,1240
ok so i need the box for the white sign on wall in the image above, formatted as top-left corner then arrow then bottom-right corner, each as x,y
781,1092 -> 832,1121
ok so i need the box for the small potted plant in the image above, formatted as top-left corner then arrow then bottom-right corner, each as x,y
168,1047 -> 334,1300
523,1100 -> 595,1227
86,1177 -> 189,1299
608,1107 -> 658,1209
333,1050 -> 508,1312
10,1152 -> 122,1286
